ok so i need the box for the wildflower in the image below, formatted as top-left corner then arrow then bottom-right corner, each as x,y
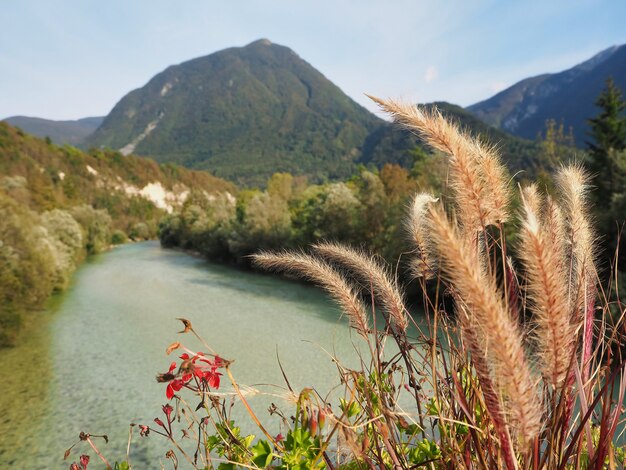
182,353 -> 222,389
157,352 -> 223,399
157,361 -> 191,400
139,425 -> 150,437
162,403 -> 173,422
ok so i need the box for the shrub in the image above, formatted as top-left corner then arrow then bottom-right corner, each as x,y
110,230 -> 128,245
128,222 -> 151,241
70,205 -> 112,254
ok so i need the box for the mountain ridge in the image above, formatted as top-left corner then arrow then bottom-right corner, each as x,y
468,44 -> 626,145
2,115 -> 104,146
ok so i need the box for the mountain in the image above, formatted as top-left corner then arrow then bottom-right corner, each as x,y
3,115 -> 104,146
468,44 -> 626,145
361,102 -> 542,177
86,39 -> 381,186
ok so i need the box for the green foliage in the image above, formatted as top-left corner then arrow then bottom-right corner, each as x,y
70,205 -> 112,255
159,166 -> 420,269
0,195 -> 57,346
585,80 -> 626,272
111,229 -> 128,245
128,222 -> 151,241
41,209 -> 84,289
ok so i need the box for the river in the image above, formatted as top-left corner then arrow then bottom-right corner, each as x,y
0,241 -> 380,468
2,242 -> 623,468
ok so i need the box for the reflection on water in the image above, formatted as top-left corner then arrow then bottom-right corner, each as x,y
0,242 -> 379,467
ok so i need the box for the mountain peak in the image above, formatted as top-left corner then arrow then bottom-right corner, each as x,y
247,38 -> 273,47
85,40 -> 381,186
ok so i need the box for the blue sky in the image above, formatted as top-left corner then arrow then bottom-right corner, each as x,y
1,0 -> 625,120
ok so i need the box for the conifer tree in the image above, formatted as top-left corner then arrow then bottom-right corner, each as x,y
586,77 -> 626,207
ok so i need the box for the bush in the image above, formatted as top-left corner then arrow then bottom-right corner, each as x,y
70,205 -> 112,254
129,222 -> 151,240
110,229 -> 128,245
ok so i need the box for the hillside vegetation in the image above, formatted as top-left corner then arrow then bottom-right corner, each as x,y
0,122 -> 234,346
86,39 -> 381,186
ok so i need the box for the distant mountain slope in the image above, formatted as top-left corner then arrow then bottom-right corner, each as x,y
3,115 -> 103,146
468,44 -> 626,145
361,102 -> 542,177
0,122 -> 235,219
86,39 -> 380,186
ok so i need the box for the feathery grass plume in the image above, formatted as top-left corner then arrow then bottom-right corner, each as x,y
519,185 -> 575,387
544,194 -> 567,279
469,138 -> 512,226
555,165 -> 596,317
367,95 -> 511,232
312,242 -> 408,334
251,251 -> 369,338
428,205 -> 542,444
406,192 -> 438,279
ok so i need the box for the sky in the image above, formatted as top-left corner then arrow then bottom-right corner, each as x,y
1,0 -> 625,121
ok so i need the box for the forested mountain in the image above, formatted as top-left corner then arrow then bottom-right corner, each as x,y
361,102 -> 542,177
468,44 -> 626,145
3,116 -> 104,146
86,39 -> 381,186
0,122 -> 234,346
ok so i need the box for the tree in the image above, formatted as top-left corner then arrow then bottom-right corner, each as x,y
586,77 -> 626,207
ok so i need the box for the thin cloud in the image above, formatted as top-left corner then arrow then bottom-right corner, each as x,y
424,65 -> 439,83
424,65 -> 439,84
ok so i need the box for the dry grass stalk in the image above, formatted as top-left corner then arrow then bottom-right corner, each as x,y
428,205 -> 542,444
455,303 -> 517,467
556,165 -> 596,317
470,139 -> 512,226
406,192 -> 438,278
251,251 -> 370,338
312,242 -> 408,333
368,95 -> 510,232
519,185 -> 575,387
544,194 -> 567,281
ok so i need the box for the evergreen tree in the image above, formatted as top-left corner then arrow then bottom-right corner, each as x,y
586,77 -> 626,207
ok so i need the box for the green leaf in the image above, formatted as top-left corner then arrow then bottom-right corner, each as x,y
217,463 -> 236,470
251,439 -> 273,468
